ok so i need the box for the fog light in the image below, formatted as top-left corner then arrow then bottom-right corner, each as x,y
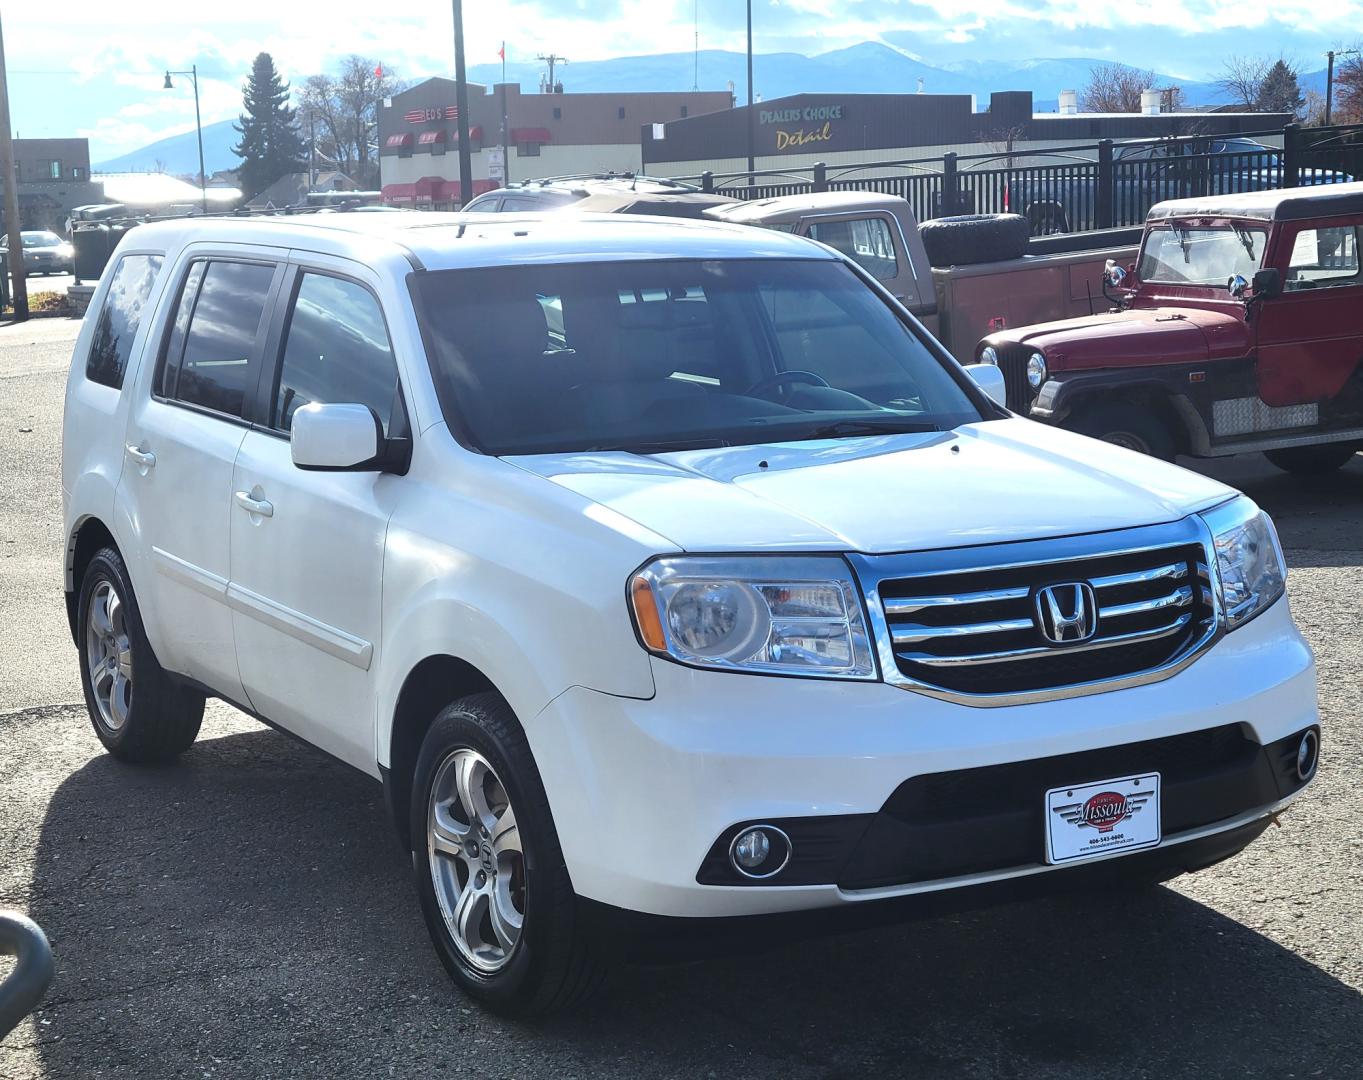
728,825 -> 792,879
1296,729 -> 1319,781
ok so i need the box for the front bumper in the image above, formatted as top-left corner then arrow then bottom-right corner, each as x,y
529,596 -> 1316,918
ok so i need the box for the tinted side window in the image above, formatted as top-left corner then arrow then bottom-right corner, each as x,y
807,217 -> 899,281
172,261 -> 277,418
86,255 -> 163,389
273,274 -> 400,434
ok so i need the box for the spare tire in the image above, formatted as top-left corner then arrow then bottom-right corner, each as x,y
920,213 -> 1030,267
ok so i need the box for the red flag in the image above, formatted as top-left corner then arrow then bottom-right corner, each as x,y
374,63 -> 384,78
497,43 -> 505,61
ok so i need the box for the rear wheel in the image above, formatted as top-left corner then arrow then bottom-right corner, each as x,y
1070,402 -> 1177,461
410,692 -> 606,1016
77,547 -> 204,762
1264,442 -> 1360,475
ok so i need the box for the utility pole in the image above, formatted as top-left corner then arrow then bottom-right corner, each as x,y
692,0 -> 700,92
451,0 -> 473,206
537,54 -> 568,93
745,0 -> 755,187
0,11 -> 27,321
1325,49 -> 1358,127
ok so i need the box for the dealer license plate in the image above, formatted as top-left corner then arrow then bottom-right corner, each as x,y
1044,772 -> 1161,865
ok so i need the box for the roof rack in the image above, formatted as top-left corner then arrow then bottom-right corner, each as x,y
504,172 -> 701,192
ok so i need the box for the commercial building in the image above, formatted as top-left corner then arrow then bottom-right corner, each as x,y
1,138 -> 105,233
379,78 -> 732,208
641,91 -> 1292,181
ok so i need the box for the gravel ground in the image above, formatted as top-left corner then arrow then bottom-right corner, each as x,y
2,319 -> 1360,1079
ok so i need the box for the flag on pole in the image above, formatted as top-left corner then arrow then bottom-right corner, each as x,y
497,43 -> 505,61
374,62 -> 384,78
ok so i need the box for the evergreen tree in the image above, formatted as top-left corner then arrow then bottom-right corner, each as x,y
233,53 -> 307,200
1257,60 -> 1304,118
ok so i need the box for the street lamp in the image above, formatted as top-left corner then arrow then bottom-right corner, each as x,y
164,66 -> 208,215
746,0 -> 754,188
1325,49 -> 1359,127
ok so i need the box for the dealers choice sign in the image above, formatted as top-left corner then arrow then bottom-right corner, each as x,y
760,104 -> 845,152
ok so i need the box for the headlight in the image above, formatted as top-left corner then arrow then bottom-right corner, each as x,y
1026,352 -> 1047,389
630,555 -> 876,679
979,346 -> 999,365
1199,496 -> 1286,629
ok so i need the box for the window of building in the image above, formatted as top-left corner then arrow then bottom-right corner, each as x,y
71,165 -> 85,180
553,106 -> 562,120
162,260 -> 277,419
806,217 -> 900,281
85,255 -> 163,389
273,273 -> 401,434
617,106 -> 626,119
1287,226 -> 1361,290
48,160 -> 61,180
517,143 -> 542,157
680,105 -> 689,118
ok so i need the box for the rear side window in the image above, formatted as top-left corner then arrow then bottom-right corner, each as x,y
161,260 -> 277,419
272,273 -> 401,434
86,254 -> 163,389
807,217 -> 900,281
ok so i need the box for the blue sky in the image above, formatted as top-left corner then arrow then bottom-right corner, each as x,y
8,0 -> 1363,161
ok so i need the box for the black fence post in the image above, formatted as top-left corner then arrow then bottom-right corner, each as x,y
813,161 -> 827,192
1096,139 -> 1114,230
1282,124 -> 1301,189
701,171 -> 714,194
942,152 -> 959,217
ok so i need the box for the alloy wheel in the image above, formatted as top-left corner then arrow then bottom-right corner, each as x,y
85,580 -> 133,732
427,749 -> 526,973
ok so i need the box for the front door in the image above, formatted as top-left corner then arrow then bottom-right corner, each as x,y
118,254 -> 285,702
228,265 -> 406,774
1256,220 -> 1363,409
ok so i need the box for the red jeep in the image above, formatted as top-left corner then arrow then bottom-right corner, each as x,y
976,183 -> 1363,473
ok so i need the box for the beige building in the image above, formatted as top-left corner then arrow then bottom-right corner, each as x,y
379,79 -> 733,207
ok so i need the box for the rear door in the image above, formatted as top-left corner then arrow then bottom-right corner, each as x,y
118,251 -> 286,701
1256,220 -> 1363,408
227,258 -> 406,773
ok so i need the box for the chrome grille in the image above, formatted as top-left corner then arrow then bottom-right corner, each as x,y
851,520 -> 1220,704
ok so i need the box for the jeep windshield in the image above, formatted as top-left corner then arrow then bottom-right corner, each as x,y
1137,224 -> 1267,285
413,259 -> 982,456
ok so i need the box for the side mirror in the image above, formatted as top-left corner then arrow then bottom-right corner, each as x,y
1104,259 -> 1127,287
964,362 -> 1008,408
1252,267 -> 1282,299
1227,274 -> 1249,299
291,402 -> 385,471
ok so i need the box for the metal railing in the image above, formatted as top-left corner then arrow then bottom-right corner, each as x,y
675,123 -> 1363,234
0,911 -> 54,1041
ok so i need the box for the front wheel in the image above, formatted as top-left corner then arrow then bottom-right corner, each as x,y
1264,442 -> 1360,475
410,692 -> 606,1016
1070,402 -> 1177,461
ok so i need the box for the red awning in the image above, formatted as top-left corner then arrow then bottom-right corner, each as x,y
510,127 -> 551,144
384,133 -> 413,150
417,130 -> 446,146
454,125 -> 484,142
381,182 -> 414,203
383,177 -> 503,206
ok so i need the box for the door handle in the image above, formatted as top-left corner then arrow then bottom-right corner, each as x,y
124,444 -> 156,470
233,491 -> 274,518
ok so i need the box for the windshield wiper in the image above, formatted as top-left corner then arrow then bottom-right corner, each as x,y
804,418 -> 940,439
582,436 -> 732,455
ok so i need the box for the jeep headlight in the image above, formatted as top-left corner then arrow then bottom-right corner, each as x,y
1200,496 -> 1286,629
1026,352 -> 1047,389
979,346 -> 999,365
630,556 -> 876,678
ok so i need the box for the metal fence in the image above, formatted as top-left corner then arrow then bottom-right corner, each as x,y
678,123 -> 1363,234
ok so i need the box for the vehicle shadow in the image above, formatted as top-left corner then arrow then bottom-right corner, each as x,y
27,722 -> 1363,1080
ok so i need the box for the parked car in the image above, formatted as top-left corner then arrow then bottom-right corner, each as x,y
63,213 -> 1319,1016
977,182 -> 1363,472
461,173 -> 734,216
1,230 -> 74,274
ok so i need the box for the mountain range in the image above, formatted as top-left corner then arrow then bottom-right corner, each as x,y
94,42 -> 1325,177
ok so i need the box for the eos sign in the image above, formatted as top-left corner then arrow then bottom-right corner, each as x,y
759,104 -> 845,152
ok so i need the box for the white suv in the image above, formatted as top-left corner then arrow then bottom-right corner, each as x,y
62,213 -> 1320,1015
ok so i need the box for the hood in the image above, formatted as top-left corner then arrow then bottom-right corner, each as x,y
505,418 -> 1235,555
988,307 -> 1250,370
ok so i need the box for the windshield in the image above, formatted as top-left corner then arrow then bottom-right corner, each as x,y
414,259 -> 982,456
21,232 -> 64,248
1138,225 -> 1267,285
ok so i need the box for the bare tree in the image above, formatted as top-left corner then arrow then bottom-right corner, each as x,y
296,57 -> 406,189
1218,55 -> 1270,109
1335,49 -> 1363,125
1080,64 -> 1178,114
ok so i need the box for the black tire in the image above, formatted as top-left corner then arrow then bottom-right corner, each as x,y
76,547 -> 204,762
1070,402 -> 1177,461
410,692 -> 606,1017
1264,442 -> 1360,475
919,213 -> 1030,267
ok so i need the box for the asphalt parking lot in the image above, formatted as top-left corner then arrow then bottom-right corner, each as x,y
1,318 -> 1361,1079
